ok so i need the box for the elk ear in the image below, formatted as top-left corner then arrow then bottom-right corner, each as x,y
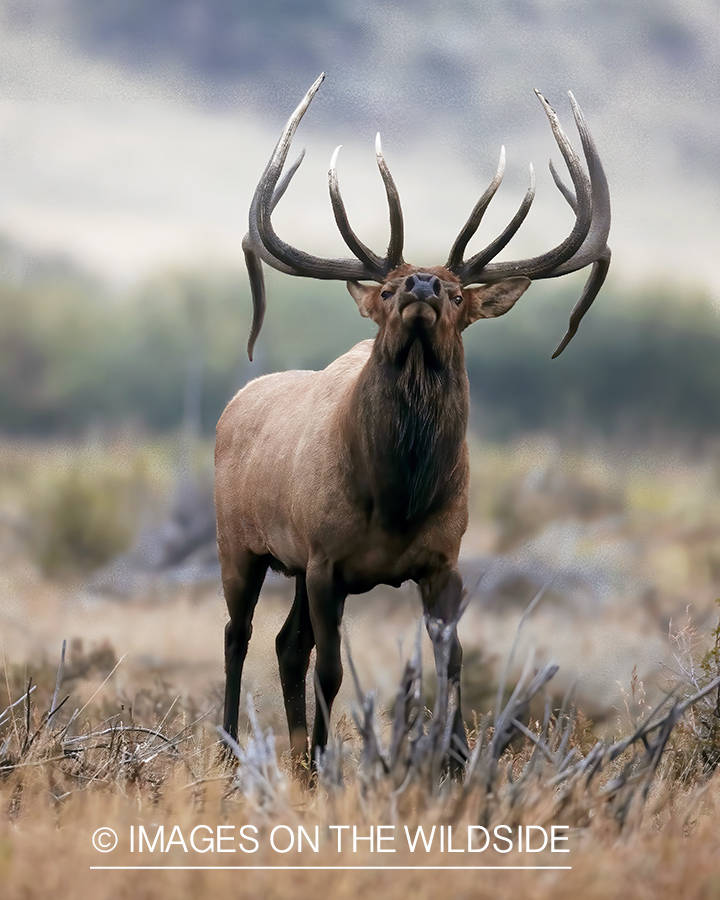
347,280 -> 381,321
462,276 -> 532,328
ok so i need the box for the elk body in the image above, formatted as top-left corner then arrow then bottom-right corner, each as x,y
216,74 -> 610,766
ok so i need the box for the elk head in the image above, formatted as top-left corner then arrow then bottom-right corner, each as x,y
347,265 -> 531,369
242,73 -> 611,360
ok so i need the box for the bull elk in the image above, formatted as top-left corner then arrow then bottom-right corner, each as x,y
215,73 -> 610,767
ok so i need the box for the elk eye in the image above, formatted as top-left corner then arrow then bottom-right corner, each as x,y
381,290 -> 393,299
453,294 -> 463,305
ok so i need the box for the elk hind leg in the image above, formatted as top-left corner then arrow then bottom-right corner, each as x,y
222,552 -> 268,740
276,573 -> 316,762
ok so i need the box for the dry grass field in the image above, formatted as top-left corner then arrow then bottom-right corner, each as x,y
1,435 -> 720,898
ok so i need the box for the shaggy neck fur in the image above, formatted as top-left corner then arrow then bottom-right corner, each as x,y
349,333 -> 468,530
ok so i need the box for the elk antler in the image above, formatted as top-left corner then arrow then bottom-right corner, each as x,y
243,72 -> 405,359
446,90 -> 611,357
243,75 -> 611,360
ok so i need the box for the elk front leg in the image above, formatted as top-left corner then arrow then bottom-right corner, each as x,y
306,563 -> 347,766
419,565 -> 469,767
276,574 -> 316,763
221,552 -> 268,740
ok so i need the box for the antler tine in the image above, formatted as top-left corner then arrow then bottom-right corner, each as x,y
551,254 -> 611,358
271,149 -> 306,213
546,92 -> 611,276
446,146 -> 506,272
328,137 -> 405,274
540,92 -> 612,357
244,243 -> 266,362
549,158 -> 577,211
329,145 -> 386,272
375,133 -> 405,269
458,162 -> 536,276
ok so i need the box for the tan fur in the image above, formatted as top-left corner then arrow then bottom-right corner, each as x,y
215,339 -> 467,590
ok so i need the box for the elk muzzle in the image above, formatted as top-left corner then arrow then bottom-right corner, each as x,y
399,273 -> 442,327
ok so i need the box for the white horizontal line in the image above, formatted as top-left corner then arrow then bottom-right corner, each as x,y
90,866 -> 572,871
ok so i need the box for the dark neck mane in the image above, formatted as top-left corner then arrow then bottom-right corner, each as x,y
350,337 -> 468,530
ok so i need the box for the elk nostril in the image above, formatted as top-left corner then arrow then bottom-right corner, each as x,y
431,277 -> 441,296
405,275 -> 416,292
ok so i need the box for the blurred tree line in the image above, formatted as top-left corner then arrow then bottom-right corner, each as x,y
0,241 -> 718,443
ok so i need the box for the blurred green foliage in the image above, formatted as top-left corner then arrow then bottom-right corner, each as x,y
0,253 -> 718,442
464,278 -> 720,440
16,438 -> 175,576
28,464 -> 135,575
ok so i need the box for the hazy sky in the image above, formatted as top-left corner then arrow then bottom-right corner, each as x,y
0,5 -> 717,300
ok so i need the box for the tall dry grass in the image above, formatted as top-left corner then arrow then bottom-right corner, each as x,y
1,606 -> 719,900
